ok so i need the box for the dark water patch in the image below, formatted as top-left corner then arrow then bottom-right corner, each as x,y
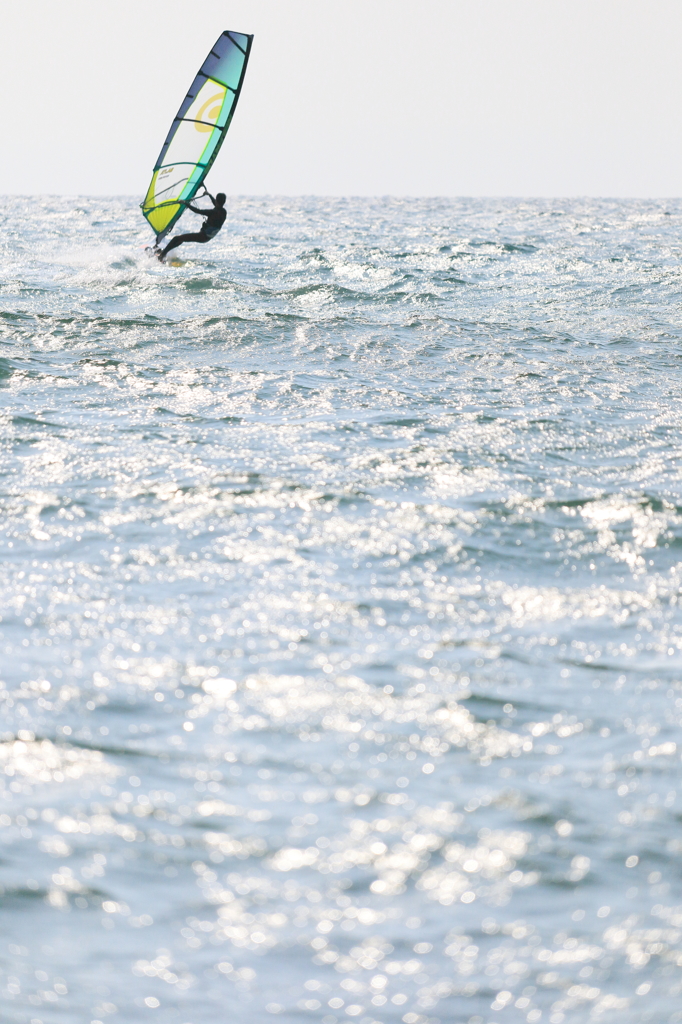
281,282 -> 366,301
182,277 -> 229,292
0,357 -> 16,382
0,309 -> 45,323
297,248 -> 330,265
76,356 -> 123,368
501,242 -> 539,253
436,274 -> 468,285
0,887 -> 52,907
11,413 -> 65,429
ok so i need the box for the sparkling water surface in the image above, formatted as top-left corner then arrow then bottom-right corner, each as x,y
1,195 -> 682,1024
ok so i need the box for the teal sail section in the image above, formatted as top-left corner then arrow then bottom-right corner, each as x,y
141,31 -> 253,242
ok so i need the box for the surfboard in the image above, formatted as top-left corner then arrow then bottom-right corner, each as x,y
143,248 -> 186,267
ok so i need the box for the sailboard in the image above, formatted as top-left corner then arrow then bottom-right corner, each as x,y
141,30 -> 253,244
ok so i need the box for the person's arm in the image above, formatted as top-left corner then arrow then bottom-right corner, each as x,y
184,202 -> 205,215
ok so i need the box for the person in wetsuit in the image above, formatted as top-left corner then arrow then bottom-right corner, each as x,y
158,192 -> 227,260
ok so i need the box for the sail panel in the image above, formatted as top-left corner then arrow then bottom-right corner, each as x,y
182,80 -> 229,133
141,31 -> 252,243
202,40 -> 250,89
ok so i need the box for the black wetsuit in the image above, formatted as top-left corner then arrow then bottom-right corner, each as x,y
160,200 -> 226,258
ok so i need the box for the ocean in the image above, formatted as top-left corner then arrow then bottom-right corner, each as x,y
1,195 -> 682,1024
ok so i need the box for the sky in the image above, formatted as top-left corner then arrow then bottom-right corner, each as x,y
1,0 -> 681,197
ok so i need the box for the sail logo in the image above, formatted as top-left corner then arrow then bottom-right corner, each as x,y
195,93 -> 223,132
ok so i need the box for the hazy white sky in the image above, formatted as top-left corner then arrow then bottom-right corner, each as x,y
1,0 -> 681,196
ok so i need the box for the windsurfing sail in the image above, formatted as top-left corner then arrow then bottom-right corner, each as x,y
141,30 -> 253,243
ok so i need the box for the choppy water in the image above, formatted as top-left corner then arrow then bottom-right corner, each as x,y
1,195 -> 682,1024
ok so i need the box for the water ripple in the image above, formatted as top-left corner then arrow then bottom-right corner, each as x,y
0,196 -> 681,1023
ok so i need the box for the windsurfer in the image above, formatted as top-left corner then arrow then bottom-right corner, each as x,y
156,192 -> 227,260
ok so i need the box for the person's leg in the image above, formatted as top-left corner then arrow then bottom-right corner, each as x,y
160,232 -> 207,258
